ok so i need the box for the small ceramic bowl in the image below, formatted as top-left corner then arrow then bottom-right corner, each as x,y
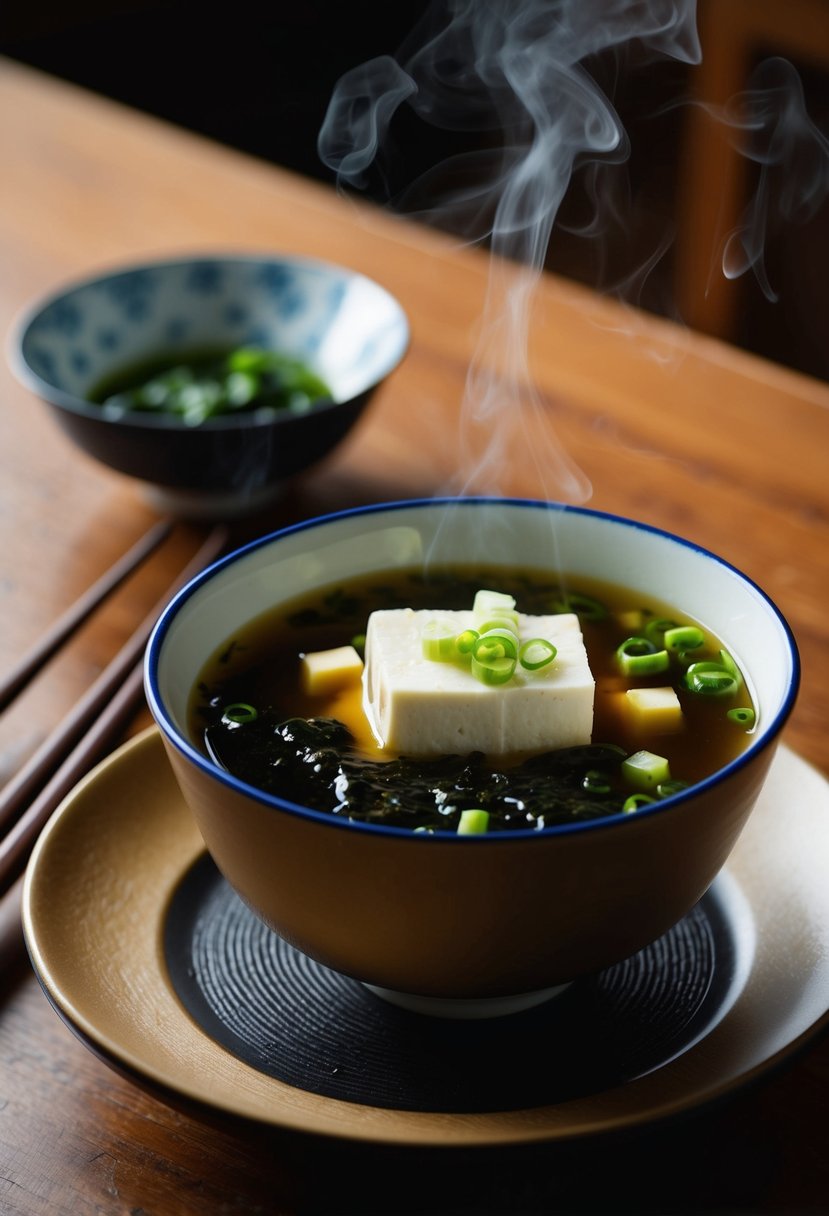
9,254 -> 409,517
145,498 -> 799,1016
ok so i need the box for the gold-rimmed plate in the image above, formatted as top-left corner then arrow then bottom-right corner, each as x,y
21,727 -> 829,1146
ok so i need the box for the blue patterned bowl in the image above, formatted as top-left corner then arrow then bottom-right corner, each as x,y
9,255 -> 409,516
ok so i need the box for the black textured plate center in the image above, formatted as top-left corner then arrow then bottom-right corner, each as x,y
164,855 -> 738,1113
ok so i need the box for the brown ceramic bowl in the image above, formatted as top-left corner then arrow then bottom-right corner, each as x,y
145,499 -> 799,1016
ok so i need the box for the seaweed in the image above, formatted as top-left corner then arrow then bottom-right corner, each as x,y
204,713 -> 630,832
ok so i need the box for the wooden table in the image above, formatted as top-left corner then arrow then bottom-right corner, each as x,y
1,58 -> 828,1214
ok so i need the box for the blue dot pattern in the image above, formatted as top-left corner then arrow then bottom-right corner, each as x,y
19,256 -> 409,404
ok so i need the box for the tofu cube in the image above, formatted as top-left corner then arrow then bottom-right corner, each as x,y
362,609 -> 594,756
300,645 -> 363,696
615,608 -> 646,633
623,686 -> 684,734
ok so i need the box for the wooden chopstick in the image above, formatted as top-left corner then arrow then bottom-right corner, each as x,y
0,518 -> 173,714
0,518 -> 178,835
0,617 -> 147,835
0,525 -> 229,899
0,876 -> 25,972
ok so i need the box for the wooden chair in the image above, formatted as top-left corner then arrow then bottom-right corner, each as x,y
675,0 -> 829,342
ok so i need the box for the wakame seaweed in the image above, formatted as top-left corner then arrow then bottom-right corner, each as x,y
203,711 -> 629,832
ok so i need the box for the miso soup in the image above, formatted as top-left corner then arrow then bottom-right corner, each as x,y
189,566 -> 756,833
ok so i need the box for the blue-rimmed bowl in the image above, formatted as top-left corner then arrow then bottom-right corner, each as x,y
145,498 -> 799,1015
9,255 -> 409,517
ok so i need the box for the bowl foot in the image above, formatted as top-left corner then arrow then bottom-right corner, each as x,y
362,982 -> 572,1019
142,480 -> 285,520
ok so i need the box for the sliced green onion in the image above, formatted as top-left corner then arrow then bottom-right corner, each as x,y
225,369 -> 259,407
457,808 -> 490,835
227,346 -> 272,373
644,618 -> 679,646
350,632 -> 366,658
518,637 -> 557,670
473,633 -> 514,663
622,793 -> 656,813
719,649 -> 743,688
455,628 -> 480,655
421,618 -> 457,661
413,826 -> 435,835
727,706 -> 756,728
475,611 -> 520,633
583,770 -> 612,794
477,627 -> 519,660
685,661 -> 739,696
664,625 -> 705,655
222,702 -> 258,724
549,591 -> 607,621
657,779 -> 689,798
470,654 -> 517,686
622,750 -> 671,791
473,589 -> 516,617
471,612 -> 521,680
616,637 -> 670,677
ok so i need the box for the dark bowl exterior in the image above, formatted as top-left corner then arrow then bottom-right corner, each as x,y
44,389 -> 374,493
161,733 -> 778,999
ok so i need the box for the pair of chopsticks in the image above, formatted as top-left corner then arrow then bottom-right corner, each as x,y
0,520 -> 228,900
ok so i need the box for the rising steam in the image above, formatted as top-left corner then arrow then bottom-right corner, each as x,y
319,0 -> 702,503
319,3 -> 828,506
712,57 -> 829,303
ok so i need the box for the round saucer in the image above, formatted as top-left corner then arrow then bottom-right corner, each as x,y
163,851 -> 745,1114
22,728 -> 829,1146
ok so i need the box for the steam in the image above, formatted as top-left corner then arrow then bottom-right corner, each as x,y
710,57 -> 829,302
318,3 -> 827,506
319,0 -> 702,503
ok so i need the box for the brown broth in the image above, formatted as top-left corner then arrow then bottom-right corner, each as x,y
188,566 -> 755,829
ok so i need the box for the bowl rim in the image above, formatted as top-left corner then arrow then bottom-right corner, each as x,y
145,496 -> 801,842
7,250 -> 410,432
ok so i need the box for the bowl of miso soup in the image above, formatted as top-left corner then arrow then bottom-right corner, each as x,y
10,254 -> 409,517
145,498 -> 799,1016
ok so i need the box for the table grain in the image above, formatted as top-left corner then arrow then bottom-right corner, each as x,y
1,58 -> 828,1214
